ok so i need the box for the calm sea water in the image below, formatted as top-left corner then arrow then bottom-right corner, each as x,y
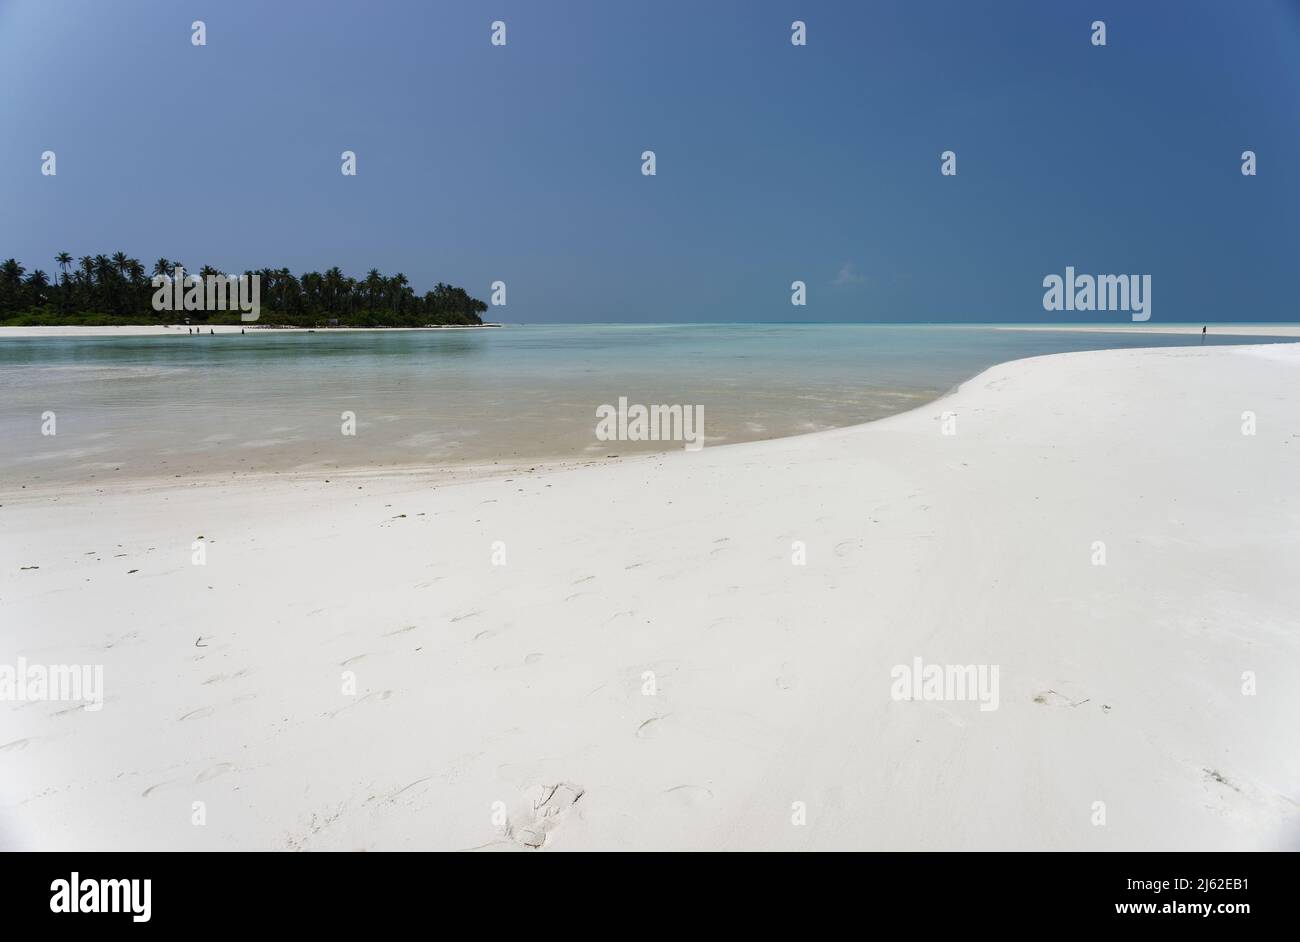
0,324 -> 1293,489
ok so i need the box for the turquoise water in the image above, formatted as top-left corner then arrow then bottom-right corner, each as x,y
0,324 -> 1294,489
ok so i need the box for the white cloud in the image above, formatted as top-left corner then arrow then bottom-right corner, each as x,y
832,262 -> 864,286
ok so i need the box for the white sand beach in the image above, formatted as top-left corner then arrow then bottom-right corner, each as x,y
3,342 -> 1298,851
998,324 -> 1300,337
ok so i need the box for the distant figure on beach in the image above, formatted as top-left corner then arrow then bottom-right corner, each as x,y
209,328 -> 214,335
1202,325 -> 1207,345
241,328 -> 245,335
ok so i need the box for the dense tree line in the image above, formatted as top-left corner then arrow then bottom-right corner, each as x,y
0,253 -> 488,326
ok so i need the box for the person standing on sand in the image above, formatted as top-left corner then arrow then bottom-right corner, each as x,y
1202,325 -> 1207,345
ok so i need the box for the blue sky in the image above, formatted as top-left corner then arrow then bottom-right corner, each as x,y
1,0 -> 1297,322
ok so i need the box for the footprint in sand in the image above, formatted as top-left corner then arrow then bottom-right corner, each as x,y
1032,689 -> 1090,708
202,668 -> 250,686
512,782 -> 585,849
661,784 -> 713,807
1203,768 -> 1241,793
636,714 -> 670,739
330,689 -> 393,718
379,776 -> 434,804
194,762 -> 233,784
524,653 -> 544,665
0,738 -> 32,754
178,706 -> 215,722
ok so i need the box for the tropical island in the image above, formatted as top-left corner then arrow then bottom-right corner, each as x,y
0,253 -> 488,327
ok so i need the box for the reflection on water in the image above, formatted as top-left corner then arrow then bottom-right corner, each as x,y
0,325 -> 1292,488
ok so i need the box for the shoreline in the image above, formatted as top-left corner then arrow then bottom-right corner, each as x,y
4,341 -> 1298,850
4,322 -> 1300,339
995,324 -> 1300,337
3,335 -> 1297,501
0,344 -> 1086,501
0,324 -> 504,337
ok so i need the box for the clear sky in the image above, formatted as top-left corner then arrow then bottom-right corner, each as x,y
1,0 -> 1297,322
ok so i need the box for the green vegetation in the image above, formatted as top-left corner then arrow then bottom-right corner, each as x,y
0,253 -> 488,327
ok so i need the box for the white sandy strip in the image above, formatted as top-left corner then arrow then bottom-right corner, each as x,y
3,344 -> 1298,851
998,324 -> 1300,337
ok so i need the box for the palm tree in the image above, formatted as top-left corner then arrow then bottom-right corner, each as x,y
76,256 -> 95,310
25,269 -> 50,307
93,255 -> 115,312
0,258 -> 25,312
277,268 -> 297,314
110,252 -> 130,312
195,267 -> 221,314
344,276 -> 357,316
3,254 -> 489,324
54,252 -> 72,314
390,272 -> 408,317
301,271 -> 322,312
323,266 -> 344,315
2,258 -> 27,286
364,268 -> 382,316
